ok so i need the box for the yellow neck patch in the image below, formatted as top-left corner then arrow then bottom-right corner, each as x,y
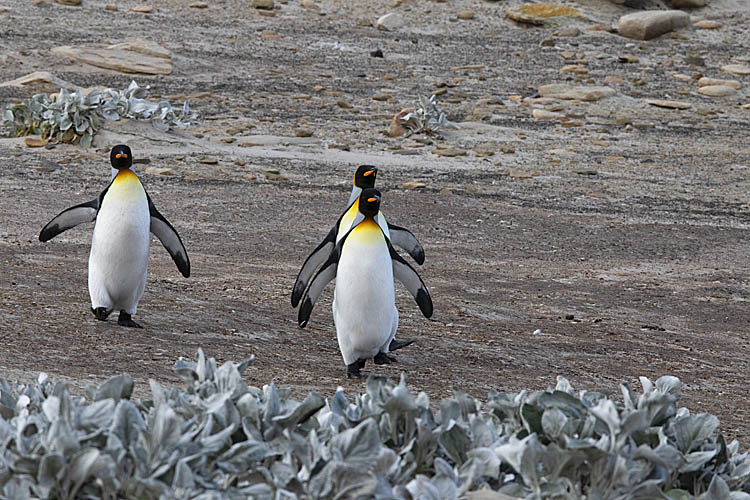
110,169 -> 145,199
348,217 -> 384,245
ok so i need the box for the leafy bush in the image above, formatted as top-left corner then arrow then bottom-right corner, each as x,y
399,95 -> 456,137
1,81 -> 199,148
0,350 -> 748,499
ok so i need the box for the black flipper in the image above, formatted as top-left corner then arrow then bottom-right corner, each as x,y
39,186 -> 110,242
389,243 -> 433,318
291,226 -> 336,307
297,251 -> 339,328
387,222 -> 425,265
147,194 -> 190,278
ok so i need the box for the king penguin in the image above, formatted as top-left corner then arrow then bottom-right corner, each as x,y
291,165 -> 425,351
39,144 -> 190,328
297,188 -> 433,378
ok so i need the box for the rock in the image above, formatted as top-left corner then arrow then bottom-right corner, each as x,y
694,19 -> 721,29
0,71 -> 80,93
377,13 -> 405,31
646,99 -> 691,109
722,64 -> 750,76
389,109 -> 416,137
556,27 -> 581,37
24,137 -> 48,148
617,10 -> 690,40
189,1 -> 208,7
560,65 -> 588,74
619,54 -> 639,63
131,5 -> 153,13
105,4 -> 117,10
198,157 -> 218,164
402,181 -> 426,190
604,75 -> 624,84
252,0 -> 274,9
433,148 -> 467,157
538,84 -> 615,101
532,109 -> 564,120
697,85 -> 737,97
506,4 -> 581,25
336,100 -> 353,109
671,0 -> 706,7
457,10 -> 474,20
51,39 -> 172,75
145,167 -> 174,175
698,77 -> 740,89
295,128 -> 314,137
56,0 -> 81,5
370,48 -> 383,58
439,187 -> 453,196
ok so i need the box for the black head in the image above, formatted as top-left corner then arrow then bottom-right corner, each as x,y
358,188 -> 381,217
110,145 -> 133,170
354,165 -> 378,189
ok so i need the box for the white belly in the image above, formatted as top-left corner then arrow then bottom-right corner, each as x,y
88,185 -> 150,314
333,229 -> 396,364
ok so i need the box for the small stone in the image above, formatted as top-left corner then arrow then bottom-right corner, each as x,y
105,4 -> 117,10
646,99 -> 691,109
51,39 -> 172,75
698,77 -> 741,89
260,169 -> 287,181
671,0 -> 707,7
261,31 -> 280,39
672,73 -> 692,81
697,85 -> 737,97
295,128 -> 314,137
389,109 -> 416,137
300,0 -> 317,7
145,167 -> 174,175
24,137 -> 48,148
439,187 -> 453,196
538,84 -> 615,101
722,64 -> 750,76
56,0 -> 81,5
604,75 -> 624,84
336,100 -> 353,109
574,169 -> 597,176
433,148 -> 467,157
189,1 -> 208,7
402,181 -> 426,190
198,157 -> 218,164
457,10 -> 474,20
532,109 -> 564,120
560,65 -> 588,74
509,170 -> 537,179
556,27 -> 581,37
377,12 -> 405,31
313,85 -> 325,92
372,94 -> 389,101
370,48 -> 384,58
131,5 -> 153,13
506,4 -> 580,25
540,39 -> 555,47
693,20 -> 722,29
617,10 -> 690,40
252,0 -> 274,9
619,54 -> 639,64
223,137 -> 236,143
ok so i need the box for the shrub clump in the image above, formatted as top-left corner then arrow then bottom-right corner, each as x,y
0,350 -> 749,499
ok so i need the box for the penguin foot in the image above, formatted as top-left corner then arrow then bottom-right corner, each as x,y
389,338 -> 415,352
374,352 -> 397,365
91,307 -> 111,321
117,311 -> 143,329
346,359 -> 366,379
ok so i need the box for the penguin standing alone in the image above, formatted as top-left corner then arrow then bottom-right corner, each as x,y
291,165 -> 424,351
297,188 -> 433,378
39,144 -> 190,328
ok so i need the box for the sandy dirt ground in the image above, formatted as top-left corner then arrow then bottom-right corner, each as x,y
1,0 -> 750,444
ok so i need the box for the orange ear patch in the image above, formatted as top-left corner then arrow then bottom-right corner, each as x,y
367,197 -> 377,202
363,170 -> 373,176
115,153 -> 122,159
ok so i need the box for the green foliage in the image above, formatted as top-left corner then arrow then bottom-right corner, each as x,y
0,351 -> 749,499
1,81 -> 199,148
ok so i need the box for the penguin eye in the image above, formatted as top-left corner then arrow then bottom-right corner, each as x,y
367,197 -> 377,202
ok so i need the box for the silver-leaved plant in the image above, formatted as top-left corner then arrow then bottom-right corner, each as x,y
0,351 -> 749,499
1,81 -> 199,149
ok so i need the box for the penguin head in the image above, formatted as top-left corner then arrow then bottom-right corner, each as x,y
110,145 -> 133,170
358,188 -> 381,217
354,165 -> 378,189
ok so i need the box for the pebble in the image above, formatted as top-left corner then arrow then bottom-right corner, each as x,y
336,100 -> 352,109
697,85 -> 737,97
433,148 -> 467,157
698,77 -> 741,89
189,1 -> 209,7
56,0 -> 81,5
457,10 -> 474,20
51,39 -> 172,75
506,4 -> 580,25
145,167 -> 174,175
538,84 -> 615,101
313,85 -> 325,92
560,65 -> 588,74
722,64 -> 750,76
617,10 -> 690,40
252,0 -> 274,9
619,54 -> 639,64
389,109 -> 415,137
693,20 -> 722,29
556,27 -> 581,37
376,12 -> 405,31
402,181 -> 426,190
105,4 -> 117,10
198,157 -> 218,164
532,109 -> 564,120
439,187 -> 453,196
370,49 -> 383,58
604,75 -> 625,84
131,5 -> 153,13
24,137 -> 48,148
646,99 -> 691,110
295,128 -> 314,137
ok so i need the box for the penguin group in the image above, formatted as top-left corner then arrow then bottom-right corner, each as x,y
39,146 -> 431,378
